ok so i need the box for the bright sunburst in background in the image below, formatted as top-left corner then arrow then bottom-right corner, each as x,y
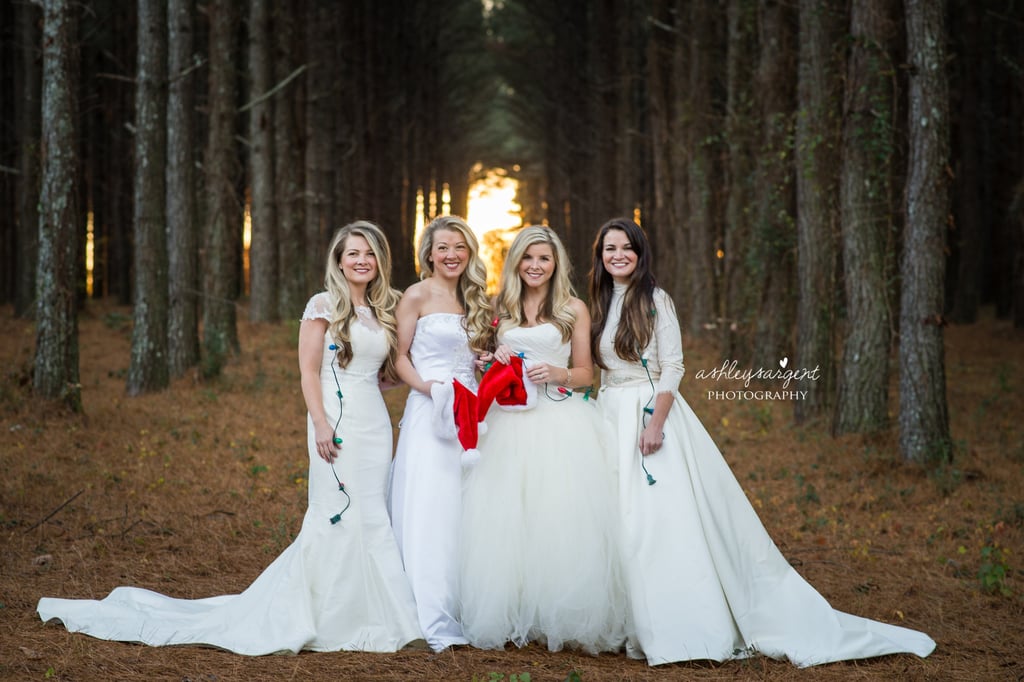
466,167 -> 521,235
413,167 -> 522,291
466,167 -> 522,292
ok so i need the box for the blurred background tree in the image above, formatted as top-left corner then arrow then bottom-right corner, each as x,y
2,0 -> 1021,463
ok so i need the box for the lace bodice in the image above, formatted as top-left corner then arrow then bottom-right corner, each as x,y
302,292 -> 387,384
410,313 -> 478,389
599,284 -> 684,393
499,323 -> 571,368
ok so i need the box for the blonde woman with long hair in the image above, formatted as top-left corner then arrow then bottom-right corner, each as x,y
38,220 -> 425,654
459,225 -> 627,654
387,215 -> 491,651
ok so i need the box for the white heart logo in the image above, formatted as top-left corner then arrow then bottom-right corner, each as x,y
779,357 -> 789,368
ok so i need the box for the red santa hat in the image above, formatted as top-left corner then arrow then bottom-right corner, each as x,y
431,355 -> 536,467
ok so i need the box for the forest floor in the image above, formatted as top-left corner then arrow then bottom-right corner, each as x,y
1,300 -> 1022,682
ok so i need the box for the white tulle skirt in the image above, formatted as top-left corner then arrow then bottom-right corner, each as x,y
459,391 -> 627,654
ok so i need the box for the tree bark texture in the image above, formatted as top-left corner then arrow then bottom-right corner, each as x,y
34,0 -> 82,411
247,0 -> 278,321
900,0 -> 951,464
273,0 -> 306,318
834,0 -> 899,435
646,0 -> 680,309
304,0 -> 335,292
167,0 -> 200,377
684,0 -> 721,337
946,1 -> 986,324
202,0 -> 242,376
751,0 -> 797,369
721,0 -> 758,357
665,0 -> 690,312
15,0 -> 42,317
794,0 -> 842,422
127,0 -> 170,396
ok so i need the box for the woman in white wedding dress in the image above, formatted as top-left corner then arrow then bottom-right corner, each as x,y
388,215 -> 491,651
37,221 -> 424,655
587,217 -> 936,667
459,226 -> 627,654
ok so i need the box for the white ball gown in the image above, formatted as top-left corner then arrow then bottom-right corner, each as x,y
459,323 -> 627,654
596,283 -> 936,666
36,293 -> 424,655
388,312 -> 477,651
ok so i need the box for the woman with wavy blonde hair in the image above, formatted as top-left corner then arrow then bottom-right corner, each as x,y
492,225 -> 577,343
37,220 -> 424,654
388,215 -> 492,651
322,220 -> 402,382
458,225 -> 627,655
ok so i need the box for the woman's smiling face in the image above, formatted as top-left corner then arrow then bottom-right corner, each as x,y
601,228 -> 637,284
429,228 -> 469,280
518,243 -> 555,289
339,235 -> 378,286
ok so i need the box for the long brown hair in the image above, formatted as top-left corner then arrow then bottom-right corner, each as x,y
588,217 -> 656,367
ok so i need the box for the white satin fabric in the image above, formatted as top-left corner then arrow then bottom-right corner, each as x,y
459,323 -> 627,654
388,312 -> 477,651
598,284 -> 936,666
36,293 -> 423,654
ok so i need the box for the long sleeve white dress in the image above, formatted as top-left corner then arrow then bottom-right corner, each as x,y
596,283 -> 936,667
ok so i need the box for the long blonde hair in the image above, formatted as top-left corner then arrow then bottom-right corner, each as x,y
494,225 -> 576,343
417,215 -> 493,354
323,221 -> 402,381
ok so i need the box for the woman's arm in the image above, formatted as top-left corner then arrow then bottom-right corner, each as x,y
638,289 -> 684,455
523,298 -> 595,387
393,283 -> 436,395
298,317 -> 337,462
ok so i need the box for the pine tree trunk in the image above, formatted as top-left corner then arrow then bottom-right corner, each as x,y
721,0 -> 758,357
247,0 -> 278,321
834,0 -> 898,435
794,0 -> 842,422
663,0 -> 688,311
34,0 -> 82,412
685,0 -> 720,337
127,0 -> 169,396
167,0 -> 200,377
900,0 -> 951,464
202,0 -> 242,376
304,0 -> 334,291
947,2 -> 985,324
646,0 -> 677,304
15,0 -> 42,318
274,0 -> 306,318
751,0 -> 796,369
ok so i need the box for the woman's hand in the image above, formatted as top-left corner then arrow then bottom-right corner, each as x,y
475,351 -> 494,373
492,344 -> 514,365
314,420 -> 340,462
417,378 -> 441,395
638,423 -> 665,456
525,362 -> 561,385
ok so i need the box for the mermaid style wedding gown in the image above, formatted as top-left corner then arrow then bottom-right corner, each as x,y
36,293 -> 423,655
388,312 -> 477,651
